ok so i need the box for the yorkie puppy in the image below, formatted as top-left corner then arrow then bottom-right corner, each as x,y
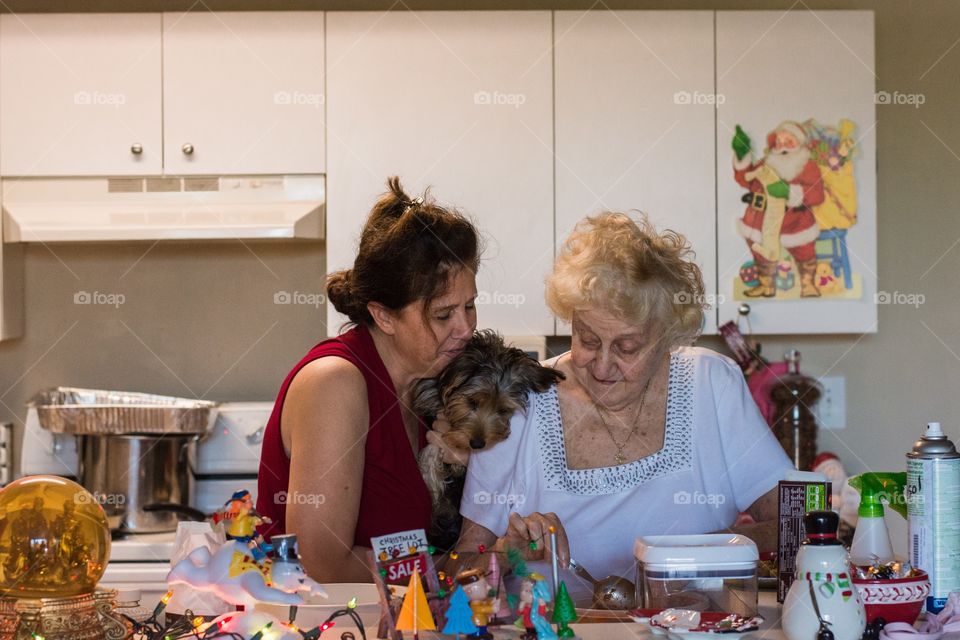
412,330 -> 564,551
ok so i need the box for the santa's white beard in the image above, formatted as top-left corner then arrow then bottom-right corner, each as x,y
764,147 -> 809,182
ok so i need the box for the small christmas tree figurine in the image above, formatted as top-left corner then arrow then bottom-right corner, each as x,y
443,585 -> 479,638
552,580 -> 577,638
395,570 -> 436,639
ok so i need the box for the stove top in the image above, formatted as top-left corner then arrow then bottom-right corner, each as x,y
109,531 -> 176,563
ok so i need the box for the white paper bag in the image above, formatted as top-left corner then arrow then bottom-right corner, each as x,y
167,521 -> 232,617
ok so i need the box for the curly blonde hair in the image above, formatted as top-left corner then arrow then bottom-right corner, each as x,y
545,212 -> 706,348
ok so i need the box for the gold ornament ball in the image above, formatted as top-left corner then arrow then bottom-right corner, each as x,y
0,475 -> 111,598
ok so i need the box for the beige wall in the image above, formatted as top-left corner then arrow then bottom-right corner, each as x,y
1,1 -> 959,487
0,241 -> 329,468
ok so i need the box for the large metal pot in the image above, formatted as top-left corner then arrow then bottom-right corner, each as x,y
78,434 -> 205,533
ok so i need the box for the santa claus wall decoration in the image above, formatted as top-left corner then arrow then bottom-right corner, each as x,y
731,118 -> 861,301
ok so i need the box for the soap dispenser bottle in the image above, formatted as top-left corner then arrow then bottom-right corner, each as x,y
783,510 -> 866,640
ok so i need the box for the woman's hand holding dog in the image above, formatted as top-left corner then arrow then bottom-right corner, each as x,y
425,413 -> 471,466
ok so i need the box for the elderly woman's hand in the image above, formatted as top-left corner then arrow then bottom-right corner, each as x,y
495,512 -> 570,568
425,413 -> 471,466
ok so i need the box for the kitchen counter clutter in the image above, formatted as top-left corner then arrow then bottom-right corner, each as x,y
3,425 -> 956,640
0,474 -> 937,640
339,592 -> 790,640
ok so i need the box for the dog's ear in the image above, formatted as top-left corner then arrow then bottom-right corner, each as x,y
499,348 -> 565,410
411,378 -> 443,418
507,355 -> 565,393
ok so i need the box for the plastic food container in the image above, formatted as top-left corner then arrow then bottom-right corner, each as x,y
634,534 -> 759,617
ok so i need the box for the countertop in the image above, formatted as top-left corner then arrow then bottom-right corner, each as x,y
350,591 -> 787,639
570,591 -> 784,640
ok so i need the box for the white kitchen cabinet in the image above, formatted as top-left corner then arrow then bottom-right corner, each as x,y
0,14 -> 163,176
554,11 -> 718,336
715,11 -> 876,334
326,11 -> 554,336
162,12 -> 325,175
0,12 -> 324,178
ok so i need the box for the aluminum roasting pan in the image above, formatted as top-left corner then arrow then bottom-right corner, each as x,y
29,387 -> 218,435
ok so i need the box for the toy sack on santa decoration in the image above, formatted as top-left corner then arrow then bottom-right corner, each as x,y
370,529 -> 441,640
803,118 -> 859,229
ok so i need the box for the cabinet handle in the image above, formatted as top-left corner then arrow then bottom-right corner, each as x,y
182,143 -> 194,155
130,143 -> 143,155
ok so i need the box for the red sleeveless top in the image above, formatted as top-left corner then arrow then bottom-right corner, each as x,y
256,325 -> 431,547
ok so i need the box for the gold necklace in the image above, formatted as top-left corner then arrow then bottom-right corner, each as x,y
596,378 -> 652,465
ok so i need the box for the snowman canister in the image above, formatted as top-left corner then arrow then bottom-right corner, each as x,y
783,511 -> 866,640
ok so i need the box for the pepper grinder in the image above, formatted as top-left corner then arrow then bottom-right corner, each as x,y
783,511 -> 865,640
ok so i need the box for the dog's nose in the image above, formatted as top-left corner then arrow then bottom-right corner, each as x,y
469,437 -> 486,450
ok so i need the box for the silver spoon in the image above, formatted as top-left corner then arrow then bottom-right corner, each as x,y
569,557 -> 638,610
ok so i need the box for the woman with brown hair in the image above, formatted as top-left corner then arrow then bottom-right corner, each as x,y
257,177 -> 480,582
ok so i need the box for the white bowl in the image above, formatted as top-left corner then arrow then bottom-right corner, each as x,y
254,583 -> 389,631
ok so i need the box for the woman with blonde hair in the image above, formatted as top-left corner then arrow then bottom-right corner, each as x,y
457,212 -> 791,582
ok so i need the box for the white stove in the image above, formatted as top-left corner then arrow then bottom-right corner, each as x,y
101,539 -> 175,607
21,401 -> 272,607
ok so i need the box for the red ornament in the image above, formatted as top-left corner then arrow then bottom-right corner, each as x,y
478,544 -> 486,554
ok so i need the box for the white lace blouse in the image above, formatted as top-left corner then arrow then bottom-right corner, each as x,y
460,346 -> 793,581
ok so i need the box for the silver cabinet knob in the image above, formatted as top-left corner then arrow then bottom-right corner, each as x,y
130,143 -> 143,155
181,143 -> 194,155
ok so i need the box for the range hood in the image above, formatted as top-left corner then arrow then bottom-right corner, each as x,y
2,175 -> 325,243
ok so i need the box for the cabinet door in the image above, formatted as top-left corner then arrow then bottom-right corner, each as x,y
554,11 -> 718,335
0,14 -> 162,176
715,11 -> 876,333
326,11 -> 554,335
162,12 -> 325,175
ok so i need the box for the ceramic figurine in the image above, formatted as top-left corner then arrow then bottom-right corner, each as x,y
217,489 -> 272,560
516,575 -> 548,640
783,511 -> 866,640
529,578 -> 557,640
166,534 -> 327,607
456,568 -> 495,639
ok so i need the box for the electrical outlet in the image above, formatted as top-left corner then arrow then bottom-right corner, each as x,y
817,376 -> 846,429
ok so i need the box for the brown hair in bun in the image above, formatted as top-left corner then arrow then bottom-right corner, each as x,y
326,176 -> 481,327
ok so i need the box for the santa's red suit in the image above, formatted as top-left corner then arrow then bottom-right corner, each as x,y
734,156 -> 824,263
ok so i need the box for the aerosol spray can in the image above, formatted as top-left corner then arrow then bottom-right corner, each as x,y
906,422 -> 960,613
